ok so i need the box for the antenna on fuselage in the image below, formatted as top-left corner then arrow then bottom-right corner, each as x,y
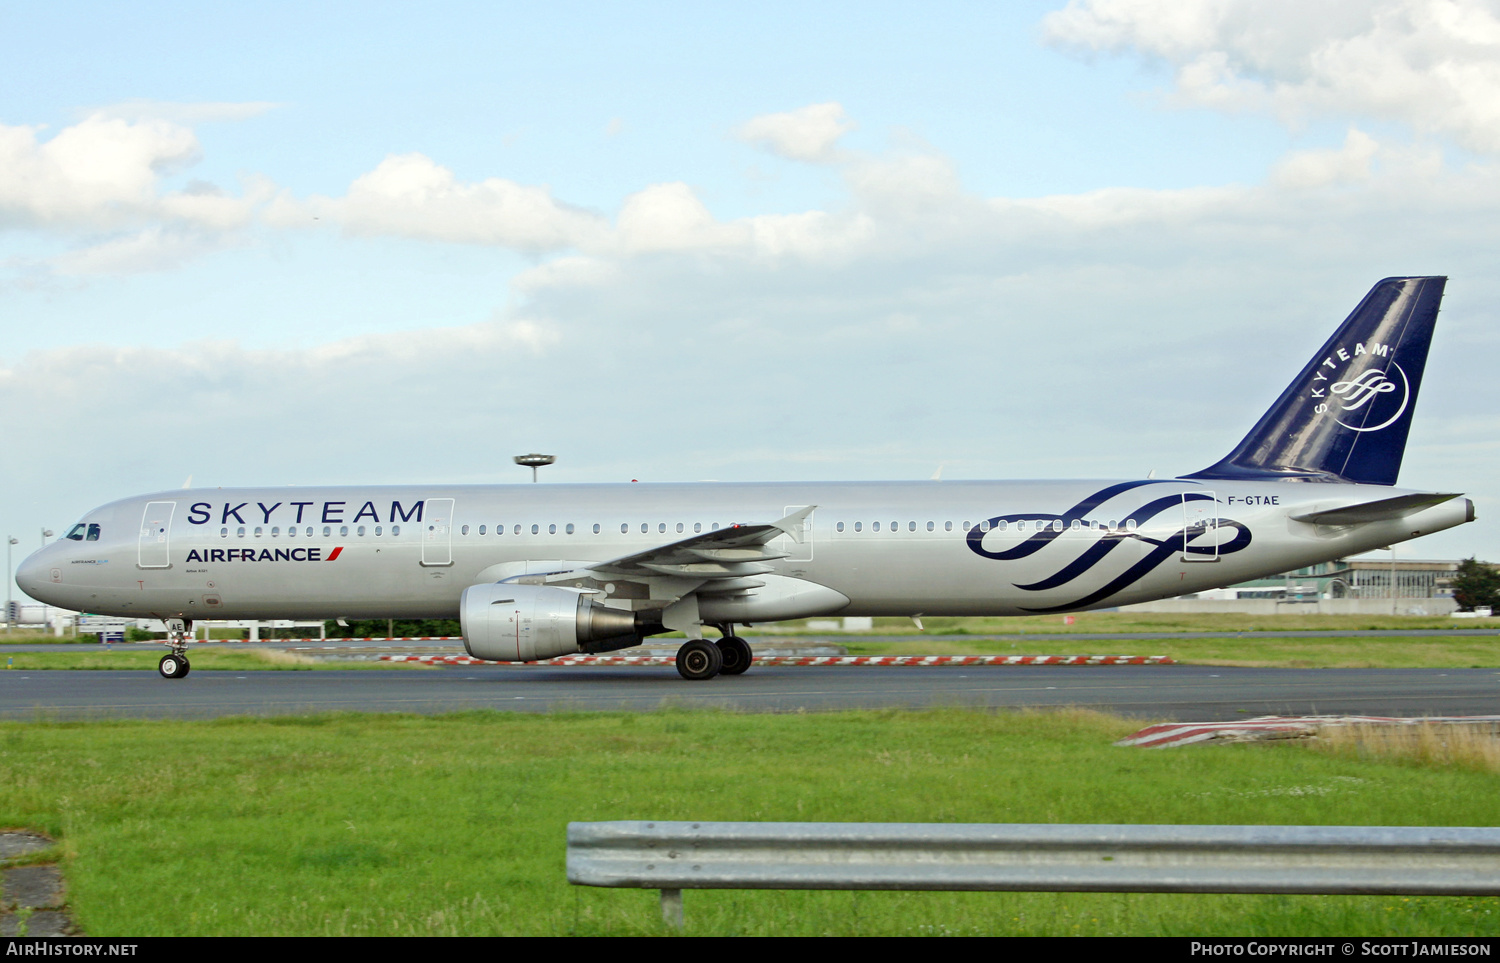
514,453 -> 556,483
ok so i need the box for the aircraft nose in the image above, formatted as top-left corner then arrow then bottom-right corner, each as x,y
14,550 -> 49,599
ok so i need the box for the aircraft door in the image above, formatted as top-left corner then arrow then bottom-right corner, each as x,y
138,501 -> 176,569
421,498 -> 456,566
1181,492 -> 1219,563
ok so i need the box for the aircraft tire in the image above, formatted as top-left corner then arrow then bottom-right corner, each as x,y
716,636 -> 752,676
675,639 -> 722,681
158,654 -> 186,680
178,656 -> 191,678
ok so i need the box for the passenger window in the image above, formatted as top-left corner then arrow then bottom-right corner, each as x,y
220,527 -> 228,538
836,522 -> 845,532
513,525 -> 520,535
566,523 -> 574,534
86,524 -> 101,541
873,522 -> 881,532
693,522 -> 701,533
531,524 -> 539,535
891,521 -> 898,531
1052,520 -> 1063,533
1071,519 -> 1081,531
641,523 -> 648,534
271,527 -> 280,537
593,523 -> 600,534
926,521 -> 934,532
962,521 -> 971,530
253,527 -> 262,537
375,526 -> 382,536
620,523 -> 628,534
357,526 -> 366,536
323,526 -> 332,537
658,523 -> 666,533
288,527 -> 297,537
980,520 -> 991,532
711,523 -> 719,531
676,522 -> 684,533
997,520 -> 1008,531
478,525 -> 486,535
461,525 -> 470,535
854,521 -> 862,532
1107,520 -> 1117,531
237,526 -> 246,537
393,525 -> 401,536
548,524 -> 556,534
1126,519 -> 1138,532
944,521 -> 952,532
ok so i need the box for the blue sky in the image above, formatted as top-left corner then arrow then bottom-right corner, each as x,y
4,0 -> 1500,585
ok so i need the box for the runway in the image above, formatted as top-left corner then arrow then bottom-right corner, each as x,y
2,664 -> 1497,721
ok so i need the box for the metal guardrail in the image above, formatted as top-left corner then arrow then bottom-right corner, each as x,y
567,821 -> 1500,927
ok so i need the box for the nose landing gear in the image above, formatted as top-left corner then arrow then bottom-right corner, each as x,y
158,618 -> 192,681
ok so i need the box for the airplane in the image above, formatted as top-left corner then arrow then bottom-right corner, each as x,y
15,276 -> 1473,681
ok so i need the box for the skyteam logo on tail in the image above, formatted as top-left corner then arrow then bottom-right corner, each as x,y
1309,341 -> 1409,432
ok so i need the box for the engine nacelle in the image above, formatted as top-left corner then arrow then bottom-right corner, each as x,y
461,583 -> 640,661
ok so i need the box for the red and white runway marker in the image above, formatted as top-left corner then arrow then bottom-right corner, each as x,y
1118,714 -> 1500,748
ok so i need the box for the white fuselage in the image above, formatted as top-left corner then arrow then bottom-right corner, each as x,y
16,478 -> 1472,623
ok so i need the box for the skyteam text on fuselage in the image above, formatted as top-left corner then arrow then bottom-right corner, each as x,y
16,277 -> 1473,680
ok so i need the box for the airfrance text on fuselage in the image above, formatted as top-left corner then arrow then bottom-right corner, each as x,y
186,547 -> 341,563
188,500 -> 424,526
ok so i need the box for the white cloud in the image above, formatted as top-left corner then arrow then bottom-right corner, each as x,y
0,115 -> 274,276
1045,0 -> 1500,153
737,102 -> 855,162
88,100 -> 281,124
0,116 -> 200,229
282,153 -> 609,251
1273,127 -> 1381,187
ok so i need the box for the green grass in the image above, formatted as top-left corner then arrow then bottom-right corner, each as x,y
2,708 -> 1496,936
0,650 -> 428,671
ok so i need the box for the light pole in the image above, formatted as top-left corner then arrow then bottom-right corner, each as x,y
514,453 -> 556,483
5,536 -> 16,634
40,528 -> 52,549
1391,546 -> 1399,616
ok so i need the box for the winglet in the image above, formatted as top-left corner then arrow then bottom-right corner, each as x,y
772,505 -> 817,543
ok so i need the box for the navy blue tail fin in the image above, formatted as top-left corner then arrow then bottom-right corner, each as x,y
1189,276 -> 1445,486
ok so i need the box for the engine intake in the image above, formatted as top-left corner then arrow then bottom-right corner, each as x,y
461,583 -> 640,661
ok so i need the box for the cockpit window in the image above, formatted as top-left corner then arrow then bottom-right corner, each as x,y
86,524 -> 101,541
66,524 -> 86,540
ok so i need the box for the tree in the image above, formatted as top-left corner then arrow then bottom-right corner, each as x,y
1450,557 -> 1500,612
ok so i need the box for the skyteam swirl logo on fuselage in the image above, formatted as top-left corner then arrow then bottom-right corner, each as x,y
965,480 -> 1251,612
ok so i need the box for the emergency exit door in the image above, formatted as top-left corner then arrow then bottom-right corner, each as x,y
1181,492 -> 1219,562
421,498 -> 455,566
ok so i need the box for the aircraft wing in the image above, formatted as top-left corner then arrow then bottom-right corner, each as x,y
586,505 -> 815,579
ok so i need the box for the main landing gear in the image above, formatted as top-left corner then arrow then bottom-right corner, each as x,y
674,626 -> 753,681
158,618 -> 192,680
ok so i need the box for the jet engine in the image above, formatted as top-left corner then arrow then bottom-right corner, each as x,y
460,583 -> 640,661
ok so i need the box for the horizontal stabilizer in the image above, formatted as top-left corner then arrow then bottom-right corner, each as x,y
1290,492 -> 1464,526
